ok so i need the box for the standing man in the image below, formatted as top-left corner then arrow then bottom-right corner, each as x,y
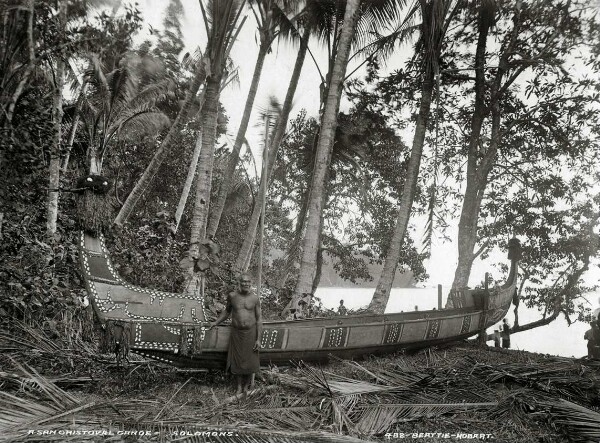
501,318 -> 511,349
210,273 -> 262,395
584,327 -> 597,358
493,329 -> 501,348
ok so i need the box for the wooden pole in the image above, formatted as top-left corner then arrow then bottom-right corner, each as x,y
437,284 -> 442,310
478,272 -> 490,346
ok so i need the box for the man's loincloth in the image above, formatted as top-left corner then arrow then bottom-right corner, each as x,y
226,327 -> 260,375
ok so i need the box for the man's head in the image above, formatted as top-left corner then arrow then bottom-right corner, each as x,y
340,300 -> 344,305
238,273 -> 252,294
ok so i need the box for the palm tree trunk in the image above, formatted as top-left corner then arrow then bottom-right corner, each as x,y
368,73 -> 435,314
206,39 -> 270,237
61,83 -> 87,171
5,0 -> 35,127
294,0 -> 362,300
173,131 -> 202,233
276,184 -> 310,289
46,1 -> 66,241
233,29 -> 310,272
88,151 -> 101,174
188,77 -> 221,255
114,56 -> 208,226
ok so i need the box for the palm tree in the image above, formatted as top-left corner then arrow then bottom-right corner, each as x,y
234,27 -> 311,272
288,0 -> 404,309
368,0 -> 460,314
172,64 -> 239,233
185,0 -> 247,293
206,0 -> 300,237
79,57 -> 172,174
292,0 -> 363,303
113,50 -> 210,225
47,0 -> 66,240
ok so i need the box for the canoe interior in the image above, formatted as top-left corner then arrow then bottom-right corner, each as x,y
79,232 -> 520,368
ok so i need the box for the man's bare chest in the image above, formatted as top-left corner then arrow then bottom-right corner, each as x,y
231,294 -> 256,310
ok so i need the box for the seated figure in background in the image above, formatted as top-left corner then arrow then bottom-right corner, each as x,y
281,293 -> 310,320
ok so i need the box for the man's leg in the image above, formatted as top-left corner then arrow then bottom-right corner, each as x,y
236,375 -> 242,395
242,374 -> 251,394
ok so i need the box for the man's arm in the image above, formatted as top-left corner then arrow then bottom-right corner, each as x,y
210,294 -> 232,328
253,296 -> 263,351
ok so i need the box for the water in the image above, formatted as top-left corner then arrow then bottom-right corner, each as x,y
315,287 -> 594,358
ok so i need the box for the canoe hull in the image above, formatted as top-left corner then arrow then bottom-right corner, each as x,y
79,232 -> 519,368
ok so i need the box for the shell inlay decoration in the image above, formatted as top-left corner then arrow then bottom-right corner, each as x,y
95,289 -> 122,313
322,327 -> 348,348
425,319 -> 441,340
79,232 -> 209,324
261,329 -> 285,349
384,323 -> 404,344
460,315 -> 472,334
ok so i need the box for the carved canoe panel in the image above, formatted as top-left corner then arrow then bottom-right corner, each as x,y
384,323 -> 404,344
320,327 -> 349,348
425,319 -> 441,340
260,328 -> 287,349
460,315 -> 472,334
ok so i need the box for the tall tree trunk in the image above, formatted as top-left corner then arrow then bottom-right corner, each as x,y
61,83 -> 87,171
234,29 -> 310,271
114,56 -> 209,226
450,8 -> 493,294
276,184 -> 310,289
293,0 -> 362,300
368,73 -> 435,314
5,0 -> 35,127
46,1 -> 66,241
188,77 -> 221,260
173,93 -> 207,233
451,4 -> 511,299
207,39 -> 271,237
173,131 -> 202,233
88,151 -> 101,174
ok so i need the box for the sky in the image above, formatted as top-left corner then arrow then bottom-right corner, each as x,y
130,0 -> 600,306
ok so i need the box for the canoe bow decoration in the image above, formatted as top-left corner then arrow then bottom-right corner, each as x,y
80,232 -> 522,368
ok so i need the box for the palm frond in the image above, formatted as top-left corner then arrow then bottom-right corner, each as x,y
131,78 -> 175,108
353,0 -> 408,50
0,360 -> 83,436
334,358 -> 431,387
105,66 -> 137,113
271,2 -> 301,44
112,111 -> 171,142
182,46 -> 204,72
543,399 -> 600,442
354,402 -> 497,435
354,2 -> 420,62
82,55 -> 110,114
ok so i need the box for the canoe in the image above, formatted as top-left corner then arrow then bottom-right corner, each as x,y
79,233 -> 521,368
